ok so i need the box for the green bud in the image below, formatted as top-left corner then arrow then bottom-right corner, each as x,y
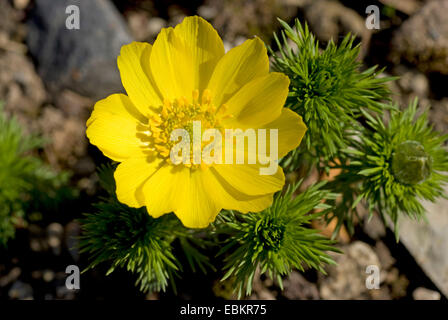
391,140 -> 432,185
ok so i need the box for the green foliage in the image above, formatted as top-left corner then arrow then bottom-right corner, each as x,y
327,100 -> 448,239
0,105 -> 72,246
79,164 -> 212,293
79,198 -> 180,292
79,166 -> 340,296
271,18 -> 394,171
217,181 -> 340,298
272,18 -> 448,242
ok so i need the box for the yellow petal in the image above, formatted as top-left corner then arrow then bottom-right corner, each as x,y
143,164 -> 274,228
174,169 -> 222,228
142,164 -> 190,218
117,42 -> 163,116
212,163 -> 285,196
114,157 -> 163,208
149,28 -> 189,100
86,94 -> 147,161
174,16 -> 225,93
223,73 -> 290,129
87,93 -> 145,126
207,37 -> 269,107
260,108 -> 307,158
204,168 -> 274,213
150,16 -> 224,100
142,165 -> 221,228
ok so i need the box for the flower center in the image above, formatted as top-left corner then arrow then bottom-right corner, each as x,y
147,89 -> 231,168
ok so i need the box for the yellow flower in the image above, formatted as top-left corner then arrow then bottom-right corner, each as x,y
86,16 -> 307,228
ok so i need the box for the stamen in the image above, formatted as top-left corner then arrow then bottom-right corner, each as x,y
142,89 -> 226,170
202,89 -> 212,105
192,89 -> 199,102
163,98 -> 172,110
161,106 -> 169,118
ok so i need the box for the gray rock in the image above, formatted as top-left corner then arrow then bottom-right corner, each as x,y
282,271 -> 320,300
396,67 -> 429,98
0,50 -> 46,129
379,0 -> 421,15
204,0 -> 298,43
248,268 -> 277,300
304,0 -> 371,58
26,0 -> 133,100
384,267 -> 409,299
197,5 -> 218,20
126,12 -> 166,42
147,18 -> 167,39
374,241 -> 396,270
363,212 -> 386,240
428,98 -> 448,135
305,0 -> 368,42
318,241 -> 381,299
391,0 -> 448,74
394,186 -> 448,298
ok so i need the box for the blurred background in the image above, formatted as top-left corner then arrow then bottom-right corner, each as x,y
0,0 -> 447,300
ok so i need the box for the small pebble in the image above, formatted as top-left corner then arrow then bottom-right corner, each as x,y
8,281 -> 33,300
413,287 -> 441,300
43,269 -> 55,282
